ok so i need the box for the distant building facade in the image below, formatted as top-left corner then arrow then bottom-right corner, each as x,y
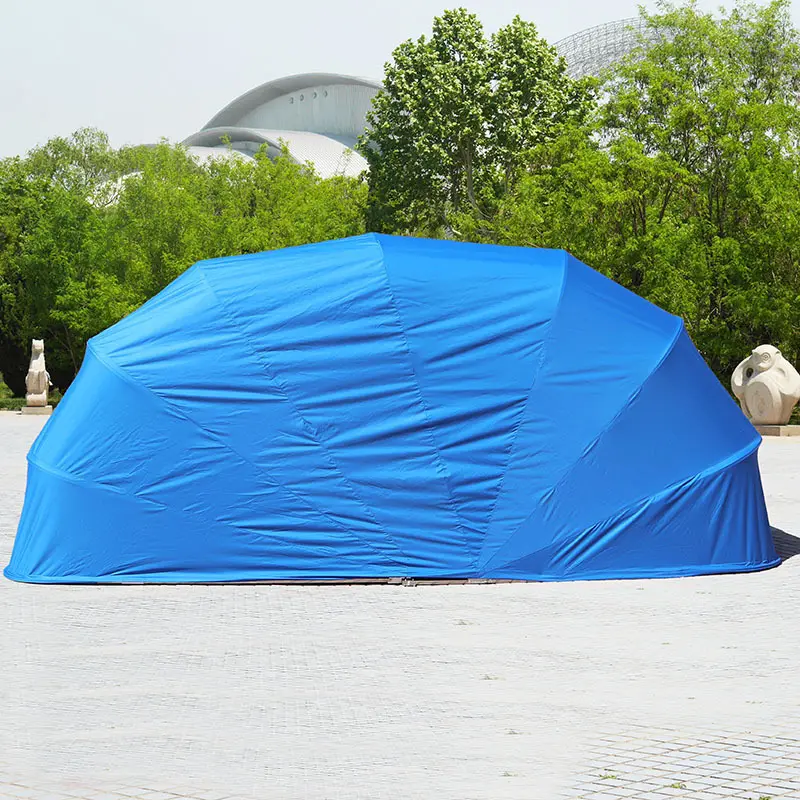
182,73 -> 380,178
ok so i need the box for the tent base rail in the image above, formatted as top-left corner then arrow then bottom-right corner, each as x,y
224,578 -> 527,586
8,576 -> 529,586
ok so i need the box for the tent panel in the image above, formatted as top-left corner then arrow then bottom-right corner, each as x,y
377,236 -> 565,538
93,267 -> 410,567
482,328 -> 767,572
7,460 -> 403,582
478,254 -> 681,568
7,352 -> 417,582
26,346 -> 169,480
488,450 -> 776,580
200,236 -> 476,569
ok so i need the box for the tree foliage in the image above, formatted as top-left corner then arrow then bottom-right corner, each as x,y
359,8 -> 593,234
0,132 -> 366,394
486,0 -> 800,382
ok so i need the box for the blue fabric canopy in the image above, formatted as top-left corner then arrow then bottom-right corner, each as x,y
5,234 -> 778,583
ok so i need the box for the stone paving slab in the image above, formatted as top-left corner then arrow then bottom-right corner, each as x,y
574,727 -> 800,798
1,416 -> 799,799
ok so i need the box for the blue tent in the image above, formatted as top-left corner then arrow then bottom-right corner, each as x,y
5,234 -> 778,583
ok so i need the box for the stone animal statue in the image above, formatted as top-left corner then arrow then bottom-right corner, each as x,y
731,344 -> 800,425
25,338 -> 51,408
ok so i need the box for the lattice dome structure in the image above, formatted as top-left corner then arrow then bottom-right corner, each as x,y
554,17 -> 658,79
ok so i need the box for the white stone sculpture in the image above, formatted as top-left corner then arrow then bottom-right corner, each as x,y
25,338 -> 51,408
731,344 -> 800,425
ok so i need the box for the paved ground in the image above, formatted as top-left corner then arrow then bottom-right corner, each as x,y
1,414 -> 800,800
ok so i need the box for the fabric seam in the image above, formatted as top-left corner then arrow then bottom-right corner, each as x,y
373,235 -> 479,554
472,248 -> 571,570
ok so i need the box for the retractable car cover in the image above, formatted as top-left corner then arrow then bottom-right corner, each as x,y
5,234 -> 778,583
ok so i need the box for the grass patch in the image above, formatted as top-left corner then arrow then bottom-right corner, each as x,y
0,375 -> 23,409
0,396 -> 26,410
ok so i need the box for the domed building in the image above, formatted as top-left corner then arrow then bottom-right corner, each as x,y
181,73 -> 380,178
553,17 -> 661,79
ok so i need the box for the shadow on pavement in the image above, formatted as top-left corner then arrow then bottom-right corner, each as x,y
772,526 -> 800,561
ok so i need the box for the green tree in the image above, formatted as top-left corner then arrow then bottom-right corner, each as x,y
0,129 -> 150,392
360,8 -> 593,234
0,132 -> 368,394
491,0 -> 800,383
0,157 -> 48,396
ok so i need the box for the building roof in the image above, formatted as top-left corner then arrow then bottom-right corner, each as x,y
182,73 -> 378,179
203,73 -> 381,130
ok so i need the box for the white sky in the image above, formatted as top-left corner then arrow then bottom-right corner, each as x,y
0,0 -> 753,158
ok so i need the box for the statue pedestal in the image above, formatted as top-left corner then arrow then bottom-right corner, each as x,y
20,405 -> 52,416
755,424 -> 800,437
